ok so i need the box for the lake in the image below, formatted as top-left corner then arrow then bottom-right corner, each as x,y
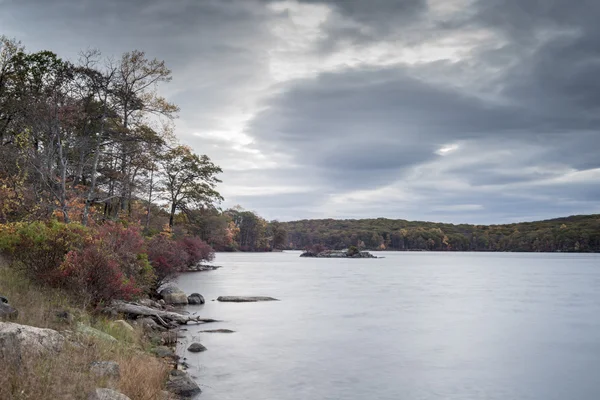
175,251 -> 600,400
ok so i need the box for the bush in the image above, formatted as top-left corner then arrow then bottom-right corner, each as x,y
0,221 -> 88,285
60,222 -> 153,306
147,234 -> 214,290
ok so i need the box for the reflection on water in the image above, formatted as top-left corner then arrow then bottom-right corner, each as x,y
176,251 -> 600,400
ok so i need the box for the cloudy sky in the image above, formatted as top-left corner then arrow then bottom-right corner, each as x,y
2,0 -> 599,223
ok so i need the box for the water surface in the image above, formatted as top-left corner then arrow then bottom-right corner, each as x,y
176,251 -> 600,400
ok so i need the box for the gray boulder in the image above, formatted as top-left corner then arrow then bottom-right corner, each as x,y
187,293 -> 205,305
217,296 -> 279,302
0,301 -> 18,320
187,342 -> 206,353
152,345 -> 179,360
88,388 -> 131,400
0,322 -> 65,359
166,370 -> 201,398
90,361 -> 121,387
160,286 -> 189,305
77,323 -> 117,342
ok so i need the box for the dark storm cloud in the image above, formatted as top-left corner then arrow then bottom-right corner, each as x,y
3,0 -> 599,222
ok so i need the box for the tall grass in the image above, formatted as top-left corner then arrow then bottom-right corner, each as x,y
0,258 -> 170,400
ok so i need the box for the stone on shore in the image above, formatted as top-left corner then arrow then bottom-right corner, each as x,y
160,286 -> 189,305
152,345 -> 179,360
0,295 -> 18,320
167,370 -> 201,398
88,388 -> 131,400
90,361 -> 121,388
187,342 -> 207,352
77,323 -> 117,342
0,321 -> 65,361
217,296 -> 279,302
187,293 -> 205,305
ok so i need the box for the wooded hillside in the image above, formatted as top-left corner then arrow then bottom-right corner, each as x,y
283,215 -> 600,252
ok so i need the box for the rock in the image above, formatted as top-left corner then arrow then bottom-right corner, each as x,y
90,361 -> 121,388
77,323 -> 117,342
187,342 -> 207,353
0,301 -> 18,320
200,329 -> 235,333
135,317 -> 165,332
160,286 -> 189,305
152,345 -> 179,360
55,310 -> 74,323
0,322 -> 65,359
112,319 -> 134,332
186,264 -> 221,272
217,296 -> 279,302
187,293 -> 205,305
88,388 -> 131,400
300,249 -> 377,258
166,371 -> 201,398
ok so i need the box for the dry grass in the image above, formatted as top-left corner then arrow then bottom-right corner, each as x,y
0,258 -> 171,400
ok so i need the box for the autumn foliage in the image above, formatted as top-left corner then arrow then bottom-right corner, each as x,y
0,220 -> 214,305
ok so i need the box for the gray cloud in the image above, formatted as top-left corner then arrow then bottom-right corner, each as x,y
2,0 -> 599,223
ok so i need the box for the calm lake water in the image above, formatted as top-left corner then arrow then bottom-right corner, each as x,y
175,251 -> 600,400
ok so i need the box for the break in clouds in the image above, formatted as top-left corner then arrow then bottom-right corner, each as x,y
2,0 -> 599,223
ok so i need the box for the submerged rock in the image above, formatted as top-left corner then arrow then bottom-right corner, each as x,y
160,286 -> 189,305
217,296 -> 279,302
187,342 -> 207,352
167,370 -> 201,398
187,293 -> 205,305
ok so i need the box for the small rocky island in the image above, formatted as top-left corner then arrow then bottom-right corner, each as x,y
300,246 -> 377,258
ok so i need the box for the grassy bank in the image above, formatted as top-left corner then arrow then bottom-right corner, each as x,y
0,257 -> 172,400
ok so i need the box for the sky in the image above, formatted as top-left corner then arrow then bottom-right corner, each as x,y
1,0 -> 599,224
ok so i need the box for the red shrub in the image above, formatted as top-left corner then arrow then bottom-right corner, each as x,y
177,236 -> 215,268
146,235 -> 214,290
59,222 -> 153,306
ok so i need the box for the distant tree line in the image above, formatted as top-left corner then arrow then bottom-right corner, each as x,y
282,215 -> 600,252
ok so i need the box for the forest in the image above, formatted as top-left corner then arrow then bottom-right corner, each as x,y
282,215 -> 600,252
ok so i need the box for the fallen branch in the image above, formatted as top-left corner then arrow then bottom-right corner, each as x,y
108,301 -> 219,325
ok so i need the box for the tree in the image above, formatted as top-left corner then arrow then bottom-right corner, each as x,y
159,145 -> 222,227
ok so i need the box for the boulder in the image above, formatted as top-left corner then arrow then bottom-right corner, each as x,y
152,345 -> 179,360
88,388 -> 131,400
134,317 -> 164,332
77,323 -> 118,342
0,301 -> 18,320
166,370 -> 201,398
217,296 -> 279,302
187,293 -> 204,305
90,361 -> 121,388
55,310 -> 74,323
0,322 -> 65,360
111,320 -> 135,340
160,286 -> 188,305
187,342 -> 207,353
